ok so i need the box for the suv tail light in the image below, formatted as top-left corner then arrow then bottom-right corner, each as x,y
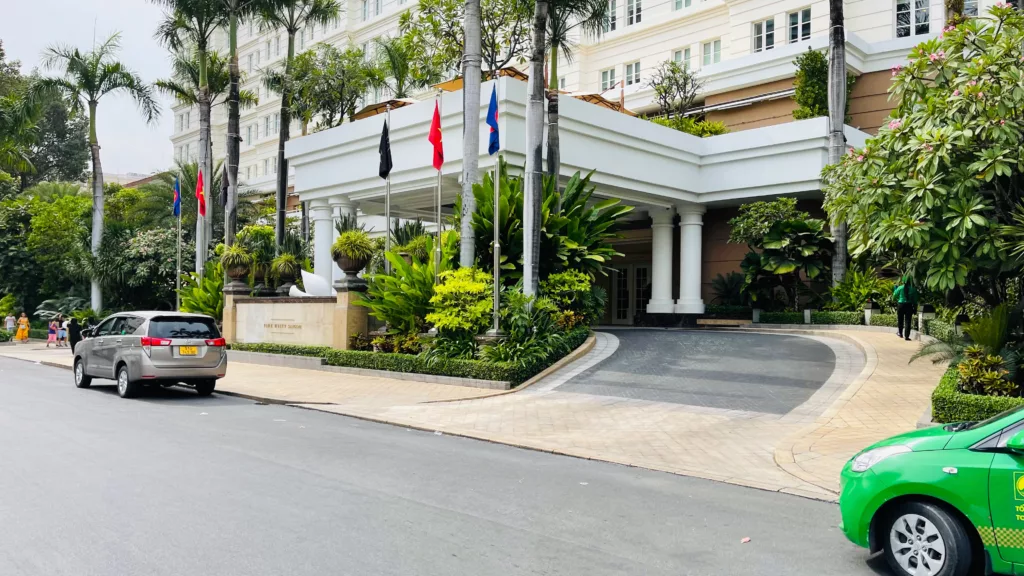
205,338 -> 226,347
140,336 -> 172,356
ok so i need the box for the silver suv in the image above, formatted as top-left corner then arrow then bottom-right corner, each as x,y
73,312 -> 227,398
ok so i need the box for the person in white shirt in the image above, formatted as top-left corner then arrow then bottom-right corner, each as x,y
4,314 -> 14,333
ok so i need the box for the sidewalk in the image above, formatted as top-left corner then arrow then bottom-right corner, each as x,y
0,330 -> 944,500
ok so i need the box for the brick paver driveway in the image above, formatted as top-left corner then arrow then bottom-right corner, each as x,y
555,330 -> 836,414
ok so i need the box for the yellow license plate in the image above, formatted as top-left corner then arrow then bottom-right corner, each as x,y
179,346 -> 198,356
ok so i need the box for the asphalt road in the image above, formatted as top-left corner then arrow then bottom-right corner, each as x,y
0,357 -> 888,576
557,330 -> 839,414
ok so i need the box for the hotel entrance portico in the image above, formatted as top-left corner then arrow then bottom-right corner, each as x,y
285,76 -> 869,325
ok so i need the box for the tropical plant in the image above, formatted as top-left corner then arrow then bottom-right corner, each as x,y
17,96 -> 90,188
180,259 -> 224,320
334,212 -> 365,233
456,159 -> 633,282
391,218 -> 425,247
791,48 -> 855,121
740,219 -> 832,310
957,346 -> 1018,397
38,32 -> 159,312
371,36 -> 442,99
258,0 -> 341,250
480,290 -> 566,368
650,115 -> 727,138
331,229 -> 375,261
425,267 -> 493,333
710,272 -> 745,306
824,268 -> 895,311
396,234 -> 431,262
824,6 -> 1024,301
357,234 -> 456,334
728,197 -> 809,247
220,243 -> 252,268
35,296 -> 88,320
271,253 -> 301,280
237,224 -> 274,278
421,332 -> 478,362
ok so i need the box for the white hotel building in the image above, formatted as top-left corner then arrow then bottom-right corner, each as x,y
171,0 -> 988,325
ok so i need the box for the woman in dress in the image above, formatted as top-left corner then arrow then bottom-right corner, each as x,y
68,317 -> 82,354
14,313 -> 30,343
46,319 -> 57,348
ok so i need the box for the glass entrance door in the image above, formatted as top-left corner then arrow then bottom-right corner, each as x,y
611,264 -> 651,325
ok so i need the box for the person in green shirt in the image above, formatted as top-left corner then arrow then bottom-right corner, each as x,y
893,274 -> 919,340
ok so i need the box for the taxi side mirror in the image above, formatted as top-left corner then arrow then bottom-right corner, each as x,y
1006,430 -> 1024,452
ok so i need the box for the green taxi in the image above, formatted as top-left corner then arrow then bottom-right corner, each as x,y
840,405 -> 1024,576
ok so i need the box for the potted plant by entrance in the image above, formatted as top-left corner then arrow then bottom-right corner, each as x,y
271,253 -> 302,294
331,230 -> 375,276
220,244 -> 253,283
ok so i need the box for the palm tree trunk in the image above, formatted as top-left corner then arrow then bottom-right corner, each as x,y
275,33 -> 296,252
197,66 -> 212,274
225,11 -> 240,248
88,102 -> 103,313
828,0 -> 847,286
460,0 -> 482,268
546,45 -> 560,181
523,0 -> 549,298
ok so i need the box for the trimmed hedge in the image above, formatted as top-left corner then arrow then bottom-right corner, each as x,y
925,318 -> 955,341
703,305 -> 751,320
231,327 -> 590,386
758,311 -> 804,324
932,368 -> 1024,423
29,329 -> 48,340
811,311 -> 862,325
869,313 -> 898,328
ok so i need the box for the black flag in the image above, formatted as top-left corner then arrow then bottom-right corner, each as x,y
378,120 -> 393,180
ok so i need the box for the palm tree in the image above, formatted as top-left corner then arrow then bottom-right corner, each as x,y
828,0 -> 847,285
258,0 -> 341,251
372,36 -> 442,99
153,0 -> 224,273
522,0 -> 549,299
156,50 -> 258,161
545,0 -> 608,178
38,33 -> 159,312
460,0 -> 482,268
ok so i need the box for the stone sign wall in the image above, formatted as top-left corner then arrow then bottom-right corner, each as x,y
233,297 -> 337,346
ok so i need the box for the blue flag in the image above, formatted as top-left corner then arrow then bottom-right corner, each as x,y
486,85 -> 499,155
172,177 -> 181,217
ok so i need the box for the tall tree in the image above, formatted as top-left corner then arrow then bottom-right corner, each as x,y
18,98 -> 90,188
258,0 -> 340,251
544,0 -> 607,178
372,36 -> 441,99
523,0 -> 548,298
154,0 -> 224,273
38,33 -> 159,312
460,0 -> 482,268
827,0 -> 847,285
0,43 -> 41,177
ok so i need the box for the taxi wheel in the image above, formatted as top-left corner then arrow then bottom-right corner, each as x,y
883,501 -> 972,576
116,365 -> 139,399
73,358 -> 91,388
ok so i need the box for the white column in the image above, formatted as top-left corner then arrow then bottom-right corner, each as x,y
674,204 -> 705,315
310,199 -> 334,288
329,195 -> 355,283
646,208 -> 675,314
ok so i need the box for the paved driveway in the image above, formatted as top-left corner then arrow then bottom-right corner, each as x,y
554,330 -> 837,414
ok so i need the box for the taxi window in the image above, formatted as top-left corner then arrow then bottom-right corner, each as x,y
123,316 -> 145,335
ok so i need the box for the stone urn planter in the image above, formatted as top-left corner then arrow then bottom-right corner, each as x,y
225,264 -> 249,283
333,254 -> 370,276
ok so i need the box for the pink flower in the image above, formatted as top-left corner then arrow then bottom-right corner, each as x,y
977,91 -> 984,99
952,89 -> 960,96
996,1 -> 1008,7
1001,119 -> 1006,125
856,155 -> 865,162
891,64 -> 903,76
888,119 -> 903,130
968,80 -> 977,86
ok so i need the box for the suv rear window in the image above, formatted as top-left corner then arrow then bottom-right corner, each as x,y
148,317 -> 220,339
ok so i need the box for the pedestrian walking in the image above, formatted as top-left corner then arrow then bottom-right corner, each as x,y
68,317 -> 82,354
4,312 -> 14,334
14,312 -> 30,343
46,319 -> 57,348
893,274 -> 919,341
58,315 -> 68,348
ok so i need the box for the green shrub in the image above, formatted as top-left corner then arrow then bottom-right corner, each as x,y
932,368 -> 1024,423
925,319 -> 955,341
811,311 -> 863,325
230,326 -> 589,385
180,260 -> 224,321
541,269 -> 604,325
824,268 -> 894,312
0,294 -> 15,317
703,305 -> 751,319
710,272 -> 745,306
957,346 -> 1017,396
0,329 -> 11,342
870,313 -> 898,327
29,328 -> 48,340
650,115 -> 728,138
395,234 -> 431,263
758,311 -> 804,324
332,230 -> 375,261
425,268 -> 493,333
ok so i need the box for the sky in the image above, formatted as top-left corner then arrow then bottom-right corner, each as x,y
1,0 -> 176,176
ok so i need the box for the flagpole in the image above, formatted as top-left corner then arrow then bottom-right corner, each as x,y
434,90 -> 442,284
176,210 -> 182,312
384,104 -> 392,275
488,81 -> 502,337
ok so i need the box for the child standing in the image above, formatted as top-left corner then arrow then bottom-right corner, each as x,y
58,315 -> 68,347
46,319 -> 58,348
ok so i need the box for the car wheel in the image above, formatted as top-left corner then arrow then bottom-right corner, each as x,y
883,501 -> 972,576
73,359 -> 92,388
116,365 -> 139,399
194,379 -> 215,397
